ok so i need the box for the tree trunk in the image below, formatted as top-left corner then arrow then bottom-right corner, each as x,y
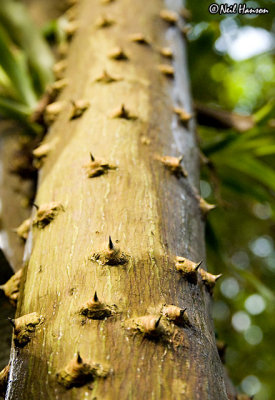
6,0 -> 228,398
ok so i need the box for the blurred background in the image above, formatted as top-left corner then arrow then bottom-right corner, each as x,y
187,1 -> 275,399
0,0 -> 274,398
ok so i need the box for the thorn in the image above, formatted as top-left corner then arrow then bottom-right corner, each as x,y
156,155 -> 187,177
90,153 -> 95,162
95,15 -> 114,28
44,101 -> 66,125
70,99 -> 90,120
11,313 -> 43,347
8,317 -> 15,328
32,202 -> 39,210
173,106 -> 192,123
84,157 -> 116,178
128,315 -> 164,337
76,352 -> 83,364
159,9 -> 179,24
109,104 -> 136,120
64,21 -> 78,39
81,294 -> 114,319
91,238 -> 128,266
195,260 -> 203,271
180,307 -> 187,319
108,236 -> 114,250
47,78 -> 68,98
159,47 -> 173,59
199,197 -> 216,216
120,105 -> 126,117
14,218 -> 31,240
108,47 -> 128,60
33,140 -> 57,163
180,308 -> 187,318
52,59 -> 67,80
157,64 -> 174,78
94,70 -> 119,84
162,305 -> 189,325
57,354 -> 109,389
33,202 -> 64,229
155,315 -> 161,328
129,33 -> 149,45
199,269 -> 223,292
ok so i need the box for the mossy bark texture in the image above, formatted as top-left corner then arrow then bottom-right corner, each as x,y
7,0 -> 228,399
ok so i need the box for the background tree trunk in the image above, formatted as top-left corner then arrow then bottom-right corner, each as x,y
6,0 -> 228,398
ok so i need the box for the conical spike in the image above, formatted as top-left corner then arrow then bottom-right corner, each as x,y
108,236 -> 114,250
195,260 -> 203,271
155,315 -> 161,328
215,274 -> 222,281
90,153 -> 95,162
76,352 -> 83,364
199,197 -> 216,215
93,291 -> 98,302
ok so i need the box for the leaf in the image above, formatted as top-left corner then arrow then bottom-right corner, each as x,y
225,157 -> 275,194
202,133 -> 237,156
253,145 -> 275,157
253,100 -> 275,125
220,173 -> 271,203
0,25 -> 37,107
0,0 -> 54,94
0,95 -> 31,120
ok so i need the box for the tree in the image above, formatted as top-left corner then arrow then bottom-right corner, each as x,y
0,0 -> 231,399
4,0 -> 274,399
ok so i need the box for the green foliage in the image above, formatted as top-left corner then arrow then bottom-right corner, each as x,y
0,0 -> 54,124
187,1 -> 275,398
0,25 -> 37,108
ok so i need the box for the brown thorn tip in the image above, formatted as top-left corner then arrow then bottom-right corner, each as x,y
195,260 -> 203,271
93,291 -> 98,302
76,352 -> 82,364
32,202 -> 39,210
180,308 -> 187,317
108,236 -> 114,250
155,315 -> 161,328
8,317 -> 15,327
90,153 -> 95,162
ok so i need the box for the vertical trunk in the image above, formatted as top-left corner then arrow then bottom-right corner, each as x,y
7,0 -> 228,398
